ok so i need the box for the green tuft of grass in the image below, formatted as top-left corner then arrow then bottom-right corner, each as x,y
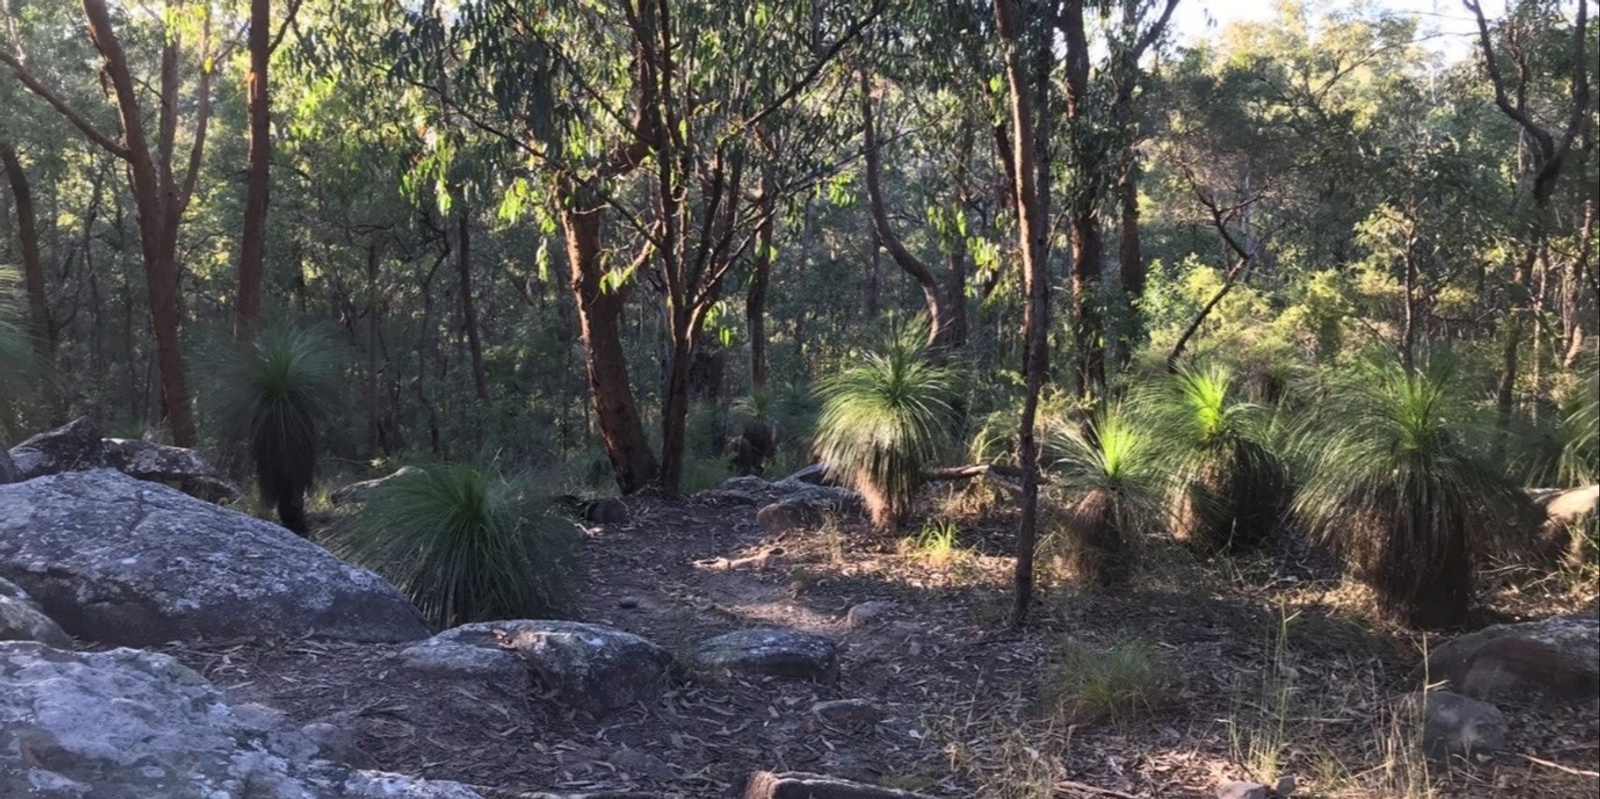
1052,639 -> 1172,724
330,463 -> 581,630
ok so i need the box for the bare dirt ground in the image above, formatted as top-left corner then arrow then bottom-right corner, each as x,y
156,483 -> 1599,798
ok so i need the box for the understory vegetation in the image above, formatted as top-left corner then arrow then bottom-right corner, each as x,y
1,0 -> 1596,795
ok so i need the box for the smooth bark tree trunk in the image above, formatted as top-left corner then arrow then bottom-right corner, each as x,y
1062,0 -> 1105,400
1113,159 -> 1143,370
234,0 -> 270,344
860,71 -> 951,350
560,195 -> 659,494
747,173 -> 775,391
995,0 -> 1050,628
457,209 -> 490,404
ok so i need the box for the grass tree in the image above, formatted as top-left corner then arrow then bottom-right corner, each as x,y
814,328 -> 960,531
333,464 -> 580,629
215,327 -> 340,536
1561,364 -> 1598,486
1045,408 -> 1163,588
1144,364 -> 1290,553
1292,358 -> 1529,629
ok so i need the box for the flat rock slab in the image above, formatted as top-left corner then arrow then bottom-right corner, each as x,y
402,620 -> 674,716
694,628 -> 839,683
740,771 -> 936,799
103,438 -> 240,503
0,469 -> 428,646
1426,615 -> 1599,703
0,642 -> 483,799
0,577 -> 71,648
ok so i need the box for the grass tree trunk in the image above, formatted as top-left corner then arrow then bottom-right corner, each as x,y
560,196 -> 659,495
995,0 -> 1051,628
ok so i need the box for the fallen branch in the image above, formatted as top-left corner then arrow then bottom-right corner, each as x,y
1520,753 -> 1600,778
1054,779 -> 1139,799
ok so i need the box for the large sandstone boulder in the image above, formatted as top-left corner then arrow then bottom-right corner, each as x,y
0,469 -> 428,646
400,620 -> 675,716
0,577 -> 71,648
0,642 -> 484,799
1425,615 -> 1599,703
7,417 -> 238,503
103,437 -> 240,503
694,628 -> 839,683
8,416 -> 105,478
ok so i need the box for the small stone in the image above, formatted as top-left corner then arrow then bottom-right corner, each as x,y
301,721 -> 376,770
584,498 -> 630,524
812,698 -> 887,728
617,596 -> 641,609
0,577 -> 72,648
846,601 -> 894,629
1216,781 -> 1270,799
1400,691 -> 1509,761
740,771 -> 936,798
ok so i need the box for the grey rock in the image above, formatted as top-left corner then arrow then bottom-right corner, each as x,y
1400,691 -> 1509,761
103,438 -> 240,503
330,465 -> 426,505
0,642 -> 484,799
9,417 -> 105,479
812,698 -> 887,728
0,577 -> 71,648
1216,782 -> 1271,799
408,620 -> 674,716
697,488 -> 764,506
695,628 -> 839,683
302,721 -> 377,770
719,475 -> 772,493
777,463 -> 830,486
757,488 -> 864,534
398,634 -> 529,685
739,771 -> 935,799
0,469 -> 429,646
582,497 -> 629,524
0,438 -> 15,484
1425,615 -> 1599,703
845,601 -> 895,629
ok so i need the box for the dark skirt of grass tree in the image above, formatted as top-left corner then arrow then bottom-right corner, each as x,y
215,327 -> 339,536
1145,364 -> 1290,554
1292,358 -> 1528,629
814,329 -> 959,531
332,464 -> 580,629
1045,409 -> 1161,588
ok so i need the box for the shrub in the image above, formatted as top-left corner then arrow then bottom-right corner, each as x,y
1292,357 -> 1528,629
1053,640 -> 1172,723
1044,408 -> 1162,587
332,464 -> 580,629
1143,364 -> 1290,553
814,329 -> 960,531
214,327 -> 340,535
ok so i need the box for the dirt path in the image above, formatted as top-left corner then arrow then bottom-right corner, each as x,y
157,486 -> 1600,799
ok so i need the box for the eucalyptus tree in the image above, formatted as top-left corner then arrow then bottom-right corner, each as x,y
2,0 -> 223,446
397,0 -> 882,495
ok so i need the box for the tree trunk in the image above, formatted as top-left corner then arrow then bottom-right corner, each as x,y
659,325 -> 694,496
560,195 -> 659,494
457,209 -> 490,403
1062,0 -> 1105,400
1113,158 -> 1143,370
995,0 -> 1050,628
859,70 -> 949,350
747,173 -> 775,391
234,0 -> 270,344
0,141 -> 52,361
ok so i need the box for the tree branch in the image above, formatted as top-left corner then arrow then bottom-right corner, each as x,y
0,51 -> 130,159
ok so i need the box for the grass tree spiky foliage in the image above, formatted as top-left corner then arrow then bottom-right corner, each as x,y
1292,358 -> 1529,629
1143,364 -> 1290,554
333,464 -> 580,629
1560,364 -> 1598,486
814,329 -> 960,531
1044,408 -> 1163,588
215,327 -> 340,536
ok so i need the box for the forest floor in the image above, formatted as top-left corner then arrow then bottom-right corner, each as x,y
159,483 -> 1599,799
